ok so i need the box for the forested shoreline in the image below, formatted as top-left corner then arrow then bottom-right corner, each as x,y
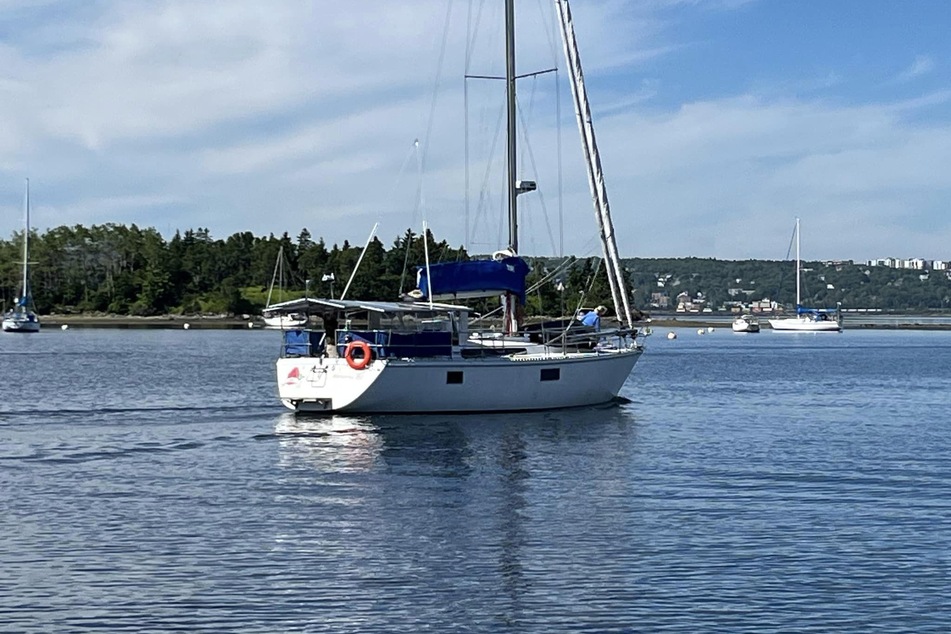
2,224 -> 950,316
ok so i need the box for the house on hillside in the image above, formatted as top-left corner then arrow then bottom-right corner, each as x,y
675,291 -> 705,313
650,292 -> 669,309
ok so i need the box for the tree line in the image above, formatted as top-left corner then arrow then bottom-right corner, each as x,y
0,224 -> 607,317
2,224 -> 949,316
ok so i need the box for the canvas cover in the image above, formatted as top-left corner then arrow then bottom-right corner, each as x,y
416,257 -> 529,302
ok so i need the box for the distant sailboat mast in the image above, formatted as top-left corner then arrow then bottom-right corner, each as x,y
22,178 -> 30,306
555,0 -> 633,328
795,217 -> 801,311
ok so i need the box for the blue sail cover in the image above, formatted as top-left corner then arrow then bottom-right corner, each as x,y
796,305 -> 840,320
796,306 -> 839,314
417,257 -> 530,302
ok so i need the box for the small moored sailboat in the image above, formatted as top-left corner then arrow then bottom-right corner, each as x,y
2,179 -> 40,334
768,218 -> 842,332
262,245 -> 308,329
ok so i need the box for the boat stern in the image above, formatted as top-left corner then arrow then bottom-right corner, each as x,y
276,357 -> 385,412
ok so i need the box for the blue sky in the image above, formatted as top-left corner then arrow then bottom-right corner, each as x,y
1,0 -> 949,261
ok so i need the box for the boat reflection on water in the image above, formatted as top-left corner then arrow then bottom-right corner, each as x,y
272,402 -> 639,477
273,413 -> 384,473
268,404 -> 640,624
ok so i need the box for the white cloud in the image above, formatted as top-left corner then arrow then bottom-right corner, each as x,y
593,90 -> 951,260
896,55 -> 935,82
1,0 -> 950,265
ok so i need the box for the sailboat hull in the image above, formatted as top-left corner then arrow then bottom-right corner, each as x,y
263,314 -> 309,329
768,317 -> 841,332
2,314 -> 40,333
277,349 -> 642,414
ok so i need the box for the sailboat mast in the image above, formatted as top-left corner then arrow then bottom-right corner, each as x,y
795,217 -> 801,309
505,0 -> 518,253
22,178 -> 30,301
500,0 -> 521,334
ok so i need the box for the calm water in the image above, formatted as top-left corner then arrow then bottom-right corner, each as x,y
1,328 -> 949,632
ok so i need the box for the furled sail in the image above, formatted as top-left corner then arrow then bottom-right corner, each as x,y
556,0 -> 634,328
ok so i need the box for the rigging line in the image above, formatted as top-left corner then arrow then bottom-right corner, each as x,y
398,229 -> 414,297
519,77 -> 538,255
546,257 -> 602,336
422,221 -> 434,309
515,88 -> 558,256
418,0 -> 455,194
785,222 -> 797,261
555,72 -> 563,259
773,221 -> 798,302
391,138 -> 424,214
547,287 -> 598,345
525,256 -> 574,294
399,142 -> 425,296
265,245 -> 283,307
542,0 -> 565,258
339,223 -> 379,301
526,75 -> 537,140
584,258 -> 603,299
537,0 -> 560,62
561,275 -> 599,342
496,174 -> 505,250
472,89 -> 507,250
469,303 -> 503,324
466,0 -> 504,253
465,0 -> 474,74
574,232 -> 606,261
416,134 -> 424,230
464,0 -> 487,73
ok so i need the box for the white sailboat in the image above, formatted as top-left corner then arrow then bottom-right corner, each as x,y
269,0 -> 646,413
263,312 -> 308,330
262,245 -> 308,329
768,218 -> 842,332
2,179 -> 40,334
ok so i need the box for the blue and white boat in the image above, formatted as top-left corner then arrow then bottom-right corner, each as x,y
3,179 -> 40,334
269,0 -> 646,413
768,218 -> 842,332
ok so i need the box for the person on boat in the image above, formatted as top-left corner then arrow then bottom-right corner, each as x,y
581,305 -> 607,331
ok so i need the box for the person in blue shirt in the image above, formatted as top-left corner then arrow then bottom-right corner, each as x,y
581,305 -> 607,330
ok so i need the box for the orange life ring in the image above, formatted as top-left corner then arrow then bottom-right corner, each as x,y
344,340 -> 372,370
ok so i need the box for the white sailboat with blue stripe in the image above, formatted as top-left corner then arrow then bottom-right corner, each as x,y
768,218 -> 842,332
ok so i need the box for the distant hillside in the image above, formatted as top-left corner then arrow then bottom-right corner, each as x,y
621,257 -> 951,313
